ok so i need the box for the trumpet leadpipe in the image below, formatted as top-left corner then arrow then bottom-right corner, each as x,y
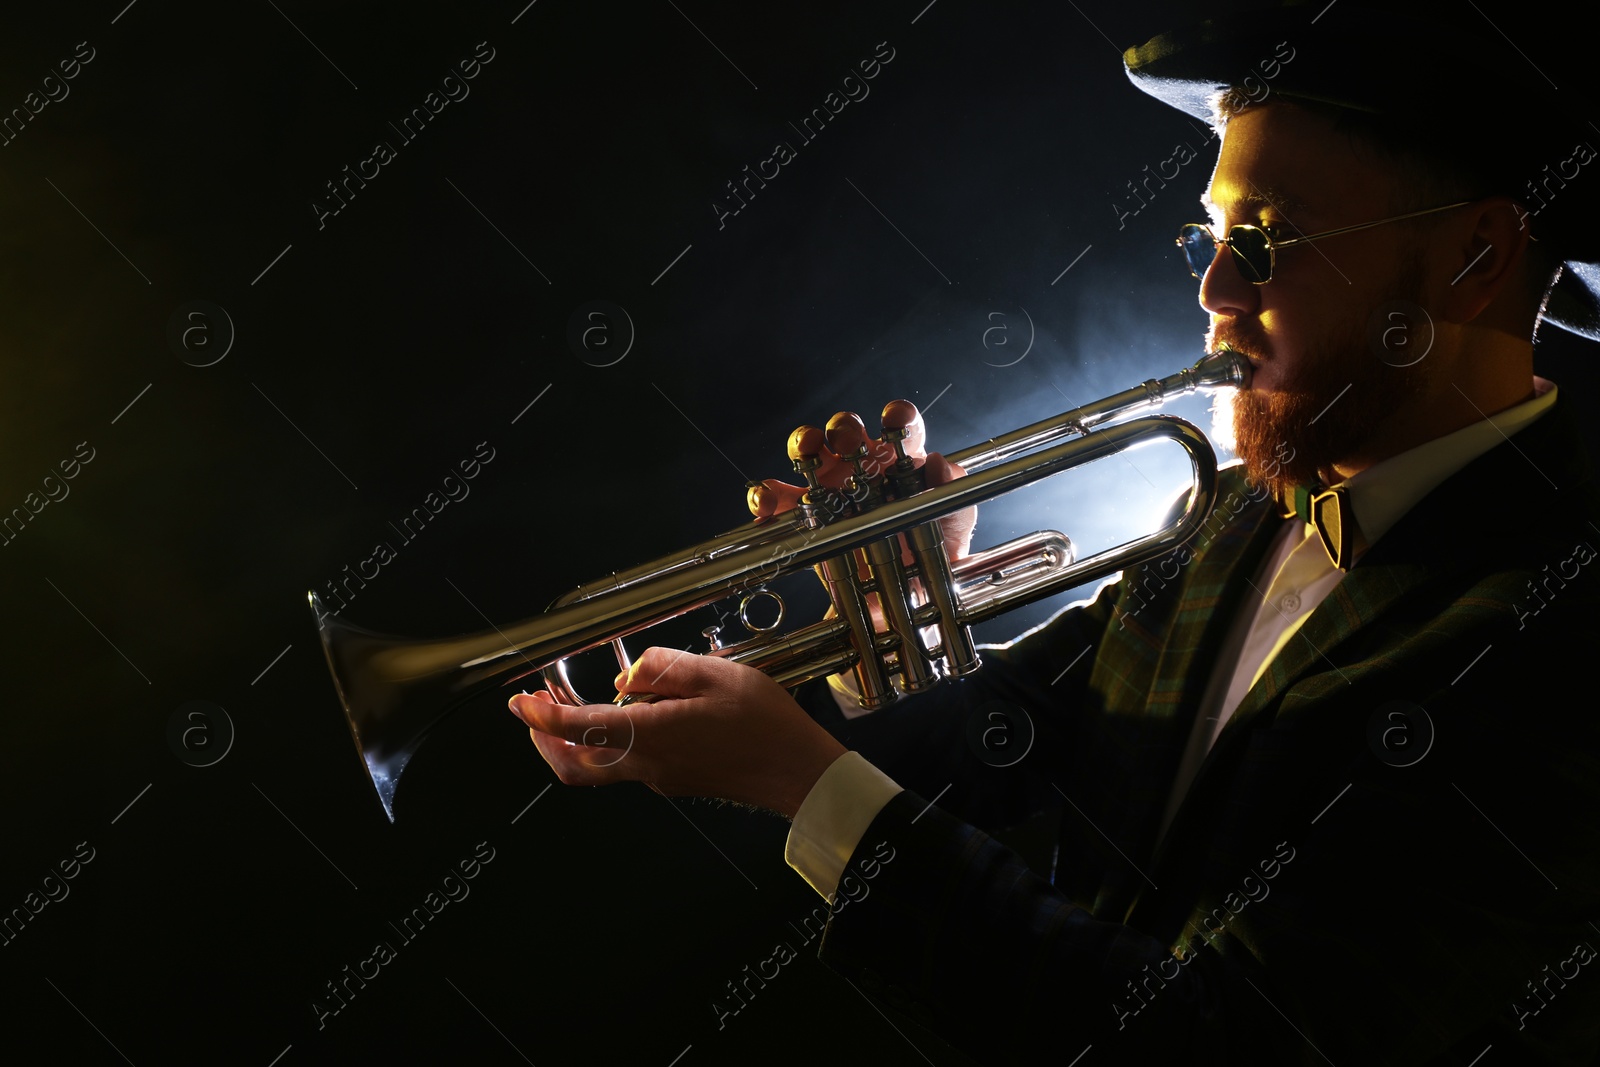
947,346 -> 1247,470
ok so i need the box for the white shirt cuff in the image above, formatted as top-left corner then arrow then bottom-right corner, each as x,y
784,750 -> 903,903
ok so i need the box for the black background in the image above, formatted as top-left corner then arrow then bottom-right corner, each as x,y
0,2 -> 1595,1065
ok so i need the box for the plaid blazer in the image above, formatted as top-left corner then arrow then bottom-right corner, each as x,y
805,394 -> 1600,1066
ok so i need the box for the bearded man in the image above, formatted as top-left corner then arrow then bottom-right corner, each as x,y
511,3 -> 1600,1063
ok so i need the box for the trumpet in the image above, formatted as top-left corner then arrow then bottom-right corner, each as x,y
311,347 -> 1250,820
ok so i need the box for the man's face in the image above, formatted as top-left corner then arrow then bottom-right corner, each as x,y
1200,103 -> 1432,495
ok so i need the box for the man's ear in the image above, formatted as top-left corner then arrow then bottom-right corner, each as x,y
1437,197 -> 1533,323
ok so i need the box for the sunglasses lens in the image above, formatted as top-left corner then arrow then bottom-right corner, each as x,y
1177,225 -> 1216,278
1228,226 -> 1272,283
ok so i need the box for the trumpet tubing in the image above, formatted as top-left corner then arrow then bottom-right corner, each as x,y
312,348 -> 1250,820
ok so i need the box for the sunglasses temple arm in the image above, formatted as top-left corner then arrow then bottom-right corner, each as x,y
1273,199 -> 1474,251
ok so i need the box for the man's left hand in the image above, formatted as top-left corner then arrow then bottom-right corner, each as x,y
508,647 -> 846,818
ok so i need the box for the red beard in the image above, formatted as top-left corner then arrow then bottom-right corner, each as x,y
1211,295 -> 1430,498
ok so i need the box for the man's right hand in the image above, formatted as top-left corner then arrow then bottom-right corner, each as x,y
740,402 -> 977,708
744,403 -> 976,564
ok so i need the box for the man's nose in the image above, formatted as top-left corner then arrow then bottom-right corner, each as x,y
1199,238 -> 1260,317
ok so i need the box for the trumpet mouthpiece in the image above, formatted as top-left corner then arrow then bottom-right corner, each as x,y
1197,345 -> 1251,391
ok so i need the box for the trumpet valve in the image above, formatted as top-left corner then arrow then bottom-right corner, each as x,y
788,425 -> 826,479
788,424 -> 834,524
881,399 -> 924,496
745,479 -> 773,519
826,411 -> 881,505
881,399 -> 918,439
825,411 -> 871,464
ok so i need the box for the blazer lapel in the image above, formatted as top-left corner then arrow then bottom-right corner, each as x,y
1102,479 -> 1283,892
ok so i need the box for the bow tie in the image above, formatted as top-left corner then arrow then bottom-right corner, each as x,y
1281,483 -> 1363,571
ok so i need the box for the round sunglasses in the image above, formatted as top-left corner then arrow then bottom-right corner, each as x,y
1177,200 -> 1472,284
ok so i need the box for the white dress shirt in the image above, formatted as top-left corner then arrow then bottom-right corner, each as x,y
786,379 -> 1558,902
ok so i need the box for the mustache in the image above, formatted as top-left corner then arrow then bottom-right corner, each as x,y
1208,324 -> 1271,364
